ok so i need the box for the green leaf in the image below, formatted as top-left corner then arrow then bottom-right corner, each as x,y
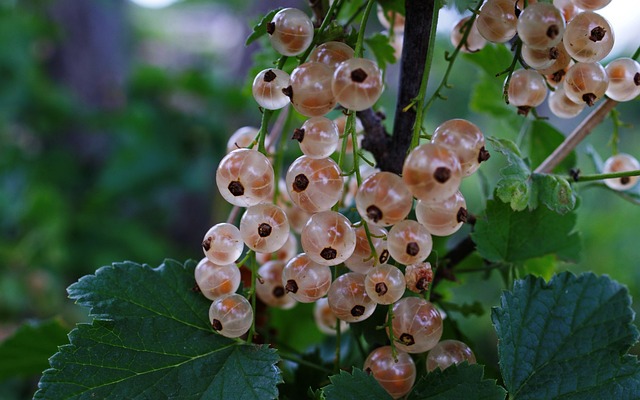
0,319 -> 68,380
323,368 -> 391,400
472,199 -> 581,263
35,260 -> 281,400
493,272 -> 640,399
408,363 -> 506,400
245,9 -> 282,46
365,33 -> 397,70
523,120 -> 576,173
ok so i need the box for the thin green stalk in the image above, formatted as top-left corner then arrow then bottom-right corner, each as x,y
333,264 -> 342,374
499,40 -> 523,105
571,169 -> 640,183
246,252 -> 258,344
279,351 -> 332,374
354,0 -> 376,58
632,45 -> 640,60
256,57 -> 288,155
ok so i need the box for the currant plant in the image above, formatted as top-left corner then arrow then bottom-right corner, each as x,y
31,0 -> 640,399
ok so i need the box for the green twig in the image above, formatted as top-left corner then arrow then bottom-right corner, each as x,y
354,0 -> 376,58
570,169 -> 640,183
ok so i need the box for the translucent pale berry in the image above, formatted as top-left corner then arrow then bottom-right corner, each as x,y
564,11 -> 614,63
327,272 -> 376,322
216,148 -> 274,207
507,69 -> 548,113
554,0 -> 581,22
537,40 -> 571,76
605,58 -> 640,102
313,297 -> 349,335
285,155 -> 343,213
289,62 -> 337,117
431,118 -> 488,176
195,258 -> 241,301
344,164 -> 378,207
548,86 -> 586,118
517,3 -> 565,50
355,171 -> 413,227
402,142 -> 462,202
388,297 -> 443,353
563,62 -> 609,106
333,114 -> 363,153
255,232 -> 298,265
387,220 -> 433,266
252,68 -> 291,110
226,126 -> 258,153
332,58 -> 384,111
602,153 -> 640,191
364,346 -> 416,399
239,203 -> 290,253
415,191 -> 467,237
476,0 -> 518,43
364,264 -> 406,305
209,294 -> 253,338
544,60 -> 574,88
268,8 -> 314,56
293,117 -> 340,159
522,44 -> 560,71
405,262 -> 434,294
282,253 -> 332,303
426,340 -> 476,372
309,41 -> 355,71
283,204 -> 313,234
301,211 -> 356,266
255,260 -> 296,309
344,225 -> 389,274
450,16 -> 486,53
570,0 -> 611,11
201,223 -> 243,265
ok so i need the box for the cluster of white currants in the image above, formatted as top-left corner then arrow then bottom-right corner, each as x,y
452,0 -> 639,117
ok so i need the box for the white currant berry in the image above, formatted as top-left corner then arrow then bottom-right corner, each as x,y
364,346 -> 416,399
285,155 -> 343,213
537,40 -> 571,76
602,153 -> 640,191
202,223 -> 244,265
256,260 -> 297,309
548,86 -> 586,118
388,297 -> 443,353
431,118 -> 488,176
563,62 -> 609,106
327,272 -> 377,322
344,225 -> 389,274
288,62 -> 337,117
402,142 -> 462,202
405,262 -> 434,294
239,203 -> 290,254
209,294 -> 253,338
426,340 -> 476,372
301,211 -> 356,266
283,204 -> 313,234
255,232 -> 298,265
476,0 -> 518,43
313,297 -> 350,335
195,258 -> 241,301
216,148 -> 274,207
507,69 -> 548,114
267,8 -> 314,56
364,264 -> 406,305
554,0 -> 581,22
333,114 -> 363,153
309,41 -> 355,71
293,117 -> 340,159
522,44 -> 561,71
332,58 -> 384,111
415,191 -> 467,237
517,3 -> 565,50
282,253 -> 332,303
564,11 -> 614,63
570,0 -> 611,11
355,171 -> 413,227
252,68 -> 291,110
387,220 -> 433,266
226,126 -> 258,153
450,16 -> 486,53
605,58 -> 640,102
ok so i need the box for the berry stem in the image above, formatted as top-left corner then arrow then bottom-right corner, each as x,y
499,40 -> 523,105
632,45 -> 640,61
279,351 -> 332,373
568,169 -> 640,183
354,0 -> 376,58
246,251 -> 258,344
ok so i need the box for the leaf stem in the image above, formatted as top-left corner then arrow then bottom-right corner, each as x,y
247,252 -> 258,344
570,169 -> 640,183
354,0 -> 376,58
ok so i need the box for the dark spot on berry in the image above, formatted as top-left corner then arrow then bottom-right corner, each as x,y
589,26 -> 606,42
228,180 -> 245,196
549,47 -> 559,60
351,305 -> 365,317
434,167 -> 451,183
293,174 -> 309,192
258,223 -> 272,237
478,146 -> 491,163
351,68 -> 368,83
379,249 -> 390,264
416,277 -> 429,292
546,24 -> 560,39
375,282 -> 388,296
457,207 -> 468,223
266,22 -> 275,35
212,319 -> 223,331
621,176 -> 631,185
364,367 -> 372,374
399,333 -> 415,346
551,69 -> 566,83
517,106 -> 532,116
634,72 -> 640,86
282,85 -> 293,98
202,237 -> 212,251
273,286 -> 285,298
406,242 -> 419,256
582,93 -> 597,107
292,128 -> 305,142
366,205 -> 383,223
321,247 -> 337,260
264,69 -> 276,82
285,279 -> 299,293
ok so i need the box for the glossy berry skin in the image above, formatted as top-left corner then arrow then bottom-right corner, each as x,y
605,58 -> 640,102
355,171 -> 413,227
282,253 -> 332,303
226,126 -> 258,153
602,153 -> 640,191
388,297 -> 443,353
476,0 -> 518,43
301,211 -> 356,266
216,148 -> 274,207
314,297 -> 350,335
364,264 -> 406,305
364,346 -> 416,399
194,258 -> 241,301
332,58 -> 384,111
402,142 -> 462,202
548,86 -> 585,118
563,62 -> 609,106
209,294 -> 253,338
570,0 -> 611,11
522,44 -> 559,71
564,11 -> 614,63
387,220 -> 433,266
517,3 -> 565,50
537,40 -> 571,76
309,41 -> 355,71
554,0 -> 581,22
289,62 -> 337,117
327,272 -> 376,322
285,155 -> 343,213
344,225 -> 388,274
426,340 -> 476,372
252,68 -> 291,110
202,223 -> 244,265
255,232 -> 298,265
431,118 -> 487,176
507,69 -> 548,111
256,260 -> 296,309
239,203 -> 290,254
268,8 -> 314,56
405,262 -> 434,294
283,204 -> 313,234
295,117 -> 340,159
415,190 -> 467,237
450,16 -> 486,53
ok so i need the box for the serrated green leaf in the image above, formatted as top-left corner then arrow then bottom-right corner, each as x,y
365,33 -> 397,70
471,199 -> 581,263
408,363 -> 506,400
0,319 -> 68,380
493,272 -> 640,399
524,120 -> 576,173
246,9 -> 282,46
323,368 -> 391,400
35,260 -> 281,400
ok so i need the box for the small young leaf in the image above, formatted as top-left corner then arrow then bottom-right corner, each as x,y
246,9 -> 282,46
35,260 -> 281,400
323,368 -> 391,400
365,33 -> 397,70
493,272 -> 640,399
408,363 -> 506,400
